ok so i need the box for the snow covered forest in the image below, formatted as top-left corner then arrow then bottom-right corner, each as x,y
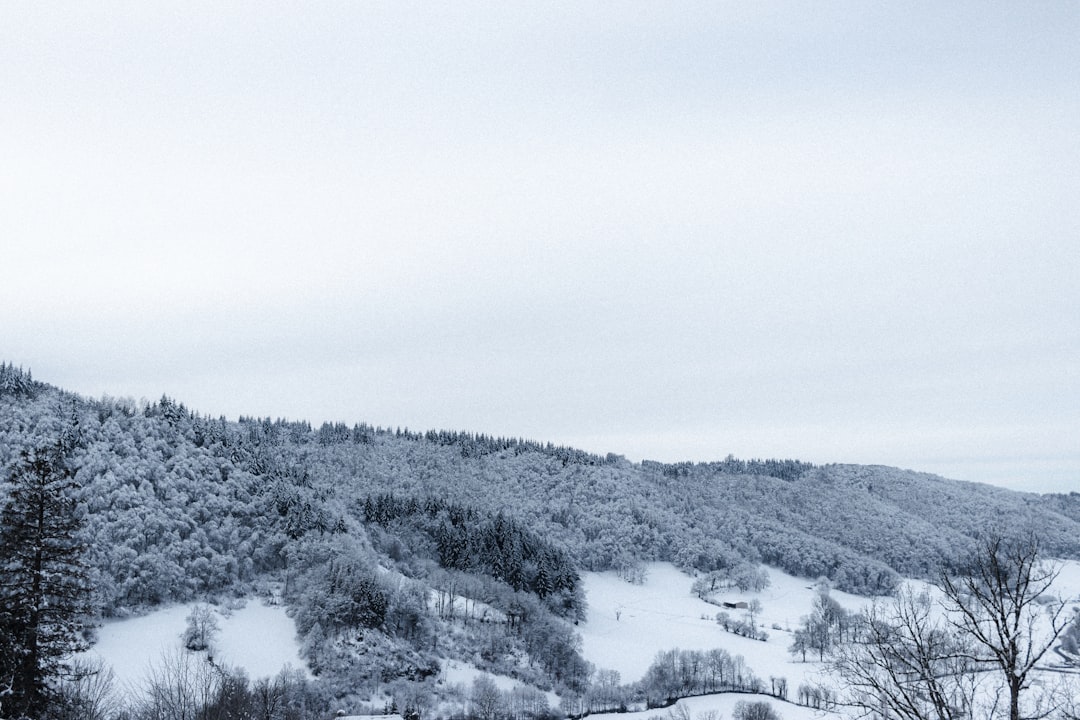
2,363 -> 1080,720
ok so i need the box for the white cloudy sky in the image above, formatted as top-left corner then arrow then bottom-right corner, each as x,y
2,2 -> 1077,492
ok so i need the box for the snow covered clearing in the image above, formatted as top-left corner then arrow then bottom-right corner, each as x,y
589,693 -> 822,720
440,660 -> 561,707
579,560 -> 1080,718
82,598 -> 306,696
578,562 -> 867,689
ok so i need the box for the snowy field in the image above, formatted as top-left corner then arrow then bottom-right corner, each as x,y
440,660 -> 561,708
82,599 -> 306,697
578,559 -> 1080,718
589,692 -> 824,720
578,562 -> 870,690
1052,560 -> 1080,603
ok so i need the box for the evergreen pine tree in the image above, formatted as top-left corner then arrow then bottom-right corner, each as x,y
0,442 -> 92,719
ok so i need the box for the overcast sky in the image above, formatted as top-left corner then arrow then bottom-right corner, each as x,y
2,2 -> 1077,493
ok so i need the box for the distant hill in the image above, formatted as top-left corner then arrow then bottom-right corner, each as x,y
3,362 -> 1080,700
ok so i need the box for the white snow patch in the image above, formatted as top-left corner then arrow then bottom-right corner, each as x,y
82,599 -> 307,697
590,692 -> 831,720
430,589 -> 508,625
215,600 -> 308,680
578,563 -> 871,688
1051,559 -> 1080,604
439,660 -> 560,708
440,659 -> 517,691
579,559 -> 1080,715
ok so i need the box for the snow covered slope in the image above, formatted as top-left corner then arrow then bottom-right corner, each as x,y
579,562 -> 869,687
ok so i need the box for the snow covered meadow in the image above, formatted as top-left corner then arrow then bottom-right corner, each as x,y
577,563 -> 869,720
580,562 -> 870,683
81,599 -> 307,697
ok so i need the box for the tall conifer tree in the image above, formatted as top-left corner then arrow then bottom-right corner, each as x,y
0,442 -> 91,719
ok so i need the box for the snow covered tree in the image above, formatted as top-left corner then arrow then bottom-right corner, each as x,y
789,589 -> 850,662
746,598 -> 763,628
0,442 -> 92,719
182,604 -> 220,653
733,564 -> 771,592
733,699 -> 781,720
470,675 -> 503,720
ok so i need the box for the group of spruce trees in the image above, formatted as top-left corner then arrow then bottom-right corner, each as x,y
362,493 -> 581,612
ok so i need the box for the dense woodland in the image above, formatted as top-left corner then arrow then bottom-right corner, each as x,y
2,362 -> 1080,718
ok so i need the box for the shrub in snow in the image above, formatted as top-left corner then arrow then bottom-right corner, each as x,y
733,700 -> 780,720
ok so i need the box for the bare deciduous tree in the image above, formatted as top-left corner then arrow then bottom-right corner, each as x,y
830,533 -> 1070,720
134,646 -> 220,720
939,534 -> 1068,720
54,656 -> 120,720
830,586 -> 979,720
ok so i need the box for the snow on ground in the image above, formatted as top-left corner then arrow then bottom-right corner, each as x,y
1052,559 -> 1080,603
82,598 -> 307,697
579,559 -> 1080,718
439,659 -> 522,692
214,600 -> 308,679
78,559 -> 1080,710
440,660 -> 561,708
430,589 -> 508,625
589,692 -> 824,720
579,562 -> 868,690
